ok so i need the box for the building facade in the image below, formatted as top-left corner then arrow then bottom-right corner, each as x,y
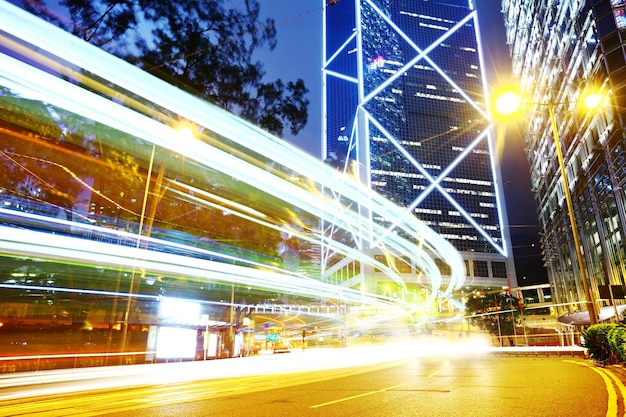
323,0 -> 517,301
502,0 -> 626,323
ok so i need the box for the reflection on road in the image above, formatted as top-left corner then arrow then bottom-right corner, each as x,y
0,339 -> 485,400
0,339 -> 619,417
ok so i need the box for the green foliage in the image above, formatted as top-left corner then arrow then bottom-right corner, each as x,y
607,325 -> 626,363
20,0 -> 309,137
465,292 -> 521,338
581,324 -> 618,364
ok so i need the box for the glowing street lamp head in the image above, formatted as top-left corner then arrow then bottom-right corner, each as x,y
582,93 -> 602,110
176,126 -> 195,140
494,91 -> 522,116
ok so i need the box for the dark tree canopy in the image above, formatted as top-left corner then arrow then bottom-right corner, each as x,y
21,0 -> 309,137
465,291 -> 521,339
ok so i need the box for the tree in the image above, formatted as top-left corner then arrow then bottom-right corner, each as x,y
465,291 -> 522,344
20,0 -> 309,137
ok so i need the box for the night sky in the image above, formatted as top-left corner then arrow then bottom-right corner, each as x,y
257,0 -> 548,285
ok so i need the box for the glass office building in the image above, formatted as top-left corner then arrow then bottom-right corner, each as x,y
502,0 -> 626,323
323,0 -> 517,294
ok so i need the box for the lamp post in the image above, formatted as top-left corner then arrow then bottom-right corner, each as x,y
230,281 -> 236,358
495,92 -> 600,325
547,104 -> 597,325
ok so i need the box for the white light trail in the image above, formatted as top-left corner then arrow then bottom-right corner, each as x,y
0,224 -> 404,309
0,1 -> 467,312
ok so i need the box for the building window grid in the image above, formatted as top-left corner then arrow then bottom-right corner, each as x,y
491,261 -> 508,279
500,0 -> 626,305
327,1 -> 513,258
396,256 -> 413,273
473,260 -> 489,278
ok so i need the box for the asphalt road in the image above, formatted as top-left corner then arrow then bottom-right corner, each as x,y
107,357 -> 620,417
0,347 -> 624,416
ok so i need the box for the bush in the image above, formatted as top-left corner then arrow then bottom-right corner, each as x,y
608,325 -> 626,362
582,323 -> 618,364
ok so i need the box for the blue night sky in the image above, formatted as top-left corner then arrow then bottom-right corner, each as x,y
255,1 -> 324,157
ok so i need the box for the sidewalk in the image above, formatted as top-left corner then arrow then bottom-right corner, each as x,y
488,345 -> 585,357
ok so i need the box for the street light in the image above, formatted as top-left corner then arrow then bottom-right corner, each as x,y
495,91 -> 601,326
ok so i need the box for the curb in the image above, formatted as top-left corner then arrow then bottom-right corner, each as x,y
488,346 -> 585,357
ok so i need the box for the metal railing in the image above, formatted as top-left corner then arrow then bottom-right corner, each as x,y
0,351 -> 153,374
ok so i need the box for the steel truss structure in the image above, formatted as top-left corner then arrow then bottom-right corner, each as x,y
322,0 -> 516,293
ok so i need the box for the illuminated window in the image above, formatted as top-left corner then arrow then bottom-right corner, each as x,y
420,23 -> 449,31
374,254 -> 387,272
434,258 -> 451,275
614,8 -> 626,29
415,207 -> 442,215
396,256 -> 412,273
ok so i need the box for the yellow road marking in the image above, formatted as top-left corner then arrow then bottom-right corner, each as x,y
427,359 -> 449,378
595,367 -> 626,417
566,360 -> 621,417
310,383 -> 406,408
309,358 -> 447,409
0,360 -> 410,416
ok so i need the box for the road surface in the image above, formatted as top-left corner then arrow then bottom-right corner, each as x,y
0,343 -> 623,416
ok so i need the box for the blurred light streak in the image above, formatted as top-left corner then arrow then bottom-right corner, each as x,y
255,315 -> 286,330
0,208 -> 279,271
0,225 -> 396,308
0,340 -> 491,402
0,40 -> 457,297
0,2 -> 466,312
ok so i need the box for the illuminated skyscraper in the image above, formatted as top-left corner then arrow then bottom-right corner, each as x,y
502,0 -> 626,323
323,0 -> 517,292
